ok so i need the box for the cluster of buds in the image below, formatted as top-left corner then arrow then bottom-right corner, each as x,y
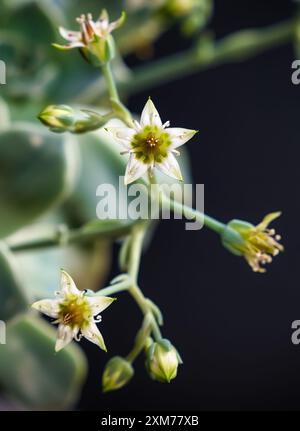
101,337 -> 182,392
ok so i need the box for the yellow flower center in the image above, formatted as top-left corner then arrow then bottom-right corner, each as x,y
131,125 -> 172,164
243,227 -> 283,273
58,294 -> 91,329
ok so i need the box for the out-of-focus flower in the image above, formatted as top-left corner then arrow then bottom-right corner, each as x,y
106,98 -> 197,184
166,0 -> 199,16
145,339 -> 182,383
32,270 -> 115,352
53,10 -> 125,65
222,212 -> 284,273
38,105 -> 109,133
126,0 -> 165,10
102,356 -> 134,392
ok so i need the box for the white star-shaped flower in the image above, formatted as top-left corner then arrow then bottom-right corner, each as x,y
32,270 -> 115,352
53,10 -> 125,50
106,98 -> 198,185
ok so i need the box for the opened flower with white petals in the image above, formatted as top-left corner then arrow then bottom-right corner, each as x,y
53,9 -> 125,64
32,270 -> 115,352
106,98 -> 198,185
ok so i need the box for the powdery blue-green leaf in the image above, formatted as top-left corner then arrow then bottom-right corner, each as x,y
0,123 -> 79,238
64,128 -> 127,223
0,313 -> 87,410
0,242 -> 29,321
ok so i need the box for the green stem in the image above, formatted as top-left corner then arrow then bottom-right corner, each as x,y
127,224 -> 162,340
101,61 -> 133,126
8,223 -> 135,253
162,194 -> 225,235
7,199 -> 225,253
94,279 -> 131,296
126,313 -> 152,363
76,19 -> 294,103
101,62 -> 120,101
126,341 -> 143,363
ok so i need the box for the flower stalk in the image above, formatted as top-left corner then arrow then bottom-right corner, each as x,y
75,19 -> 295,104
161,192 -> 226,234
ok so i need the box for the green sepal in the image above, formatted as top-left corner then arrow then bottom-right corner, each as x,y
221,219 -> 251,256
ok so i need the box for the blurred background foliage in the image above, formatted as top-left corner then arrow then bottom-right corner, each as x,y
0,0 -> 202,409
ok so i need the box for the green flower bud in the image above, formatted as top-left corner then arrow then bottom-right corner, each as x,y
38,105 -> 75,132
102,356 -> 134,393
38,105 -> 109,134
145,339 -> 182,383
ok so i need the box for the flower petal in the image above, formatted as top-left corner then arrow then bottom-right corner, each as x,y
166,128 -> 198,149
140,99 -> 162,127
257,211 -> 282,231
82,321 -> 107,351
88,296 -> 116,316
124,154 -> 148,185
55,324 -> 75,352
108,11 -> 126,32
52,42 -> 85,50
60,270 -> 81,296
58,26 -> 81,42
32,299 -> 60,318
98,9 -> 109,24
105,126 -> 135,150
156,152 -> 183,181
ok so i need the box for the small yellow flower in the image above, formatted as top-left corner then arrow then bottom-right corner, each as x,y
32,270 -> 115,352
222,212 -> 283,273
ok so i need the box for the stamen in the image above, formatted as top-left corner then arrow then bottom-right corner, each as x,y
75,333 -> 83,342
63,313 -> 73,325
146,135 -> 159,148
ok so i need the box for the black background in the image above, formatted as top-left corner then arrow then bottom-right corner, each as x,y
79,0 -> 300,410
